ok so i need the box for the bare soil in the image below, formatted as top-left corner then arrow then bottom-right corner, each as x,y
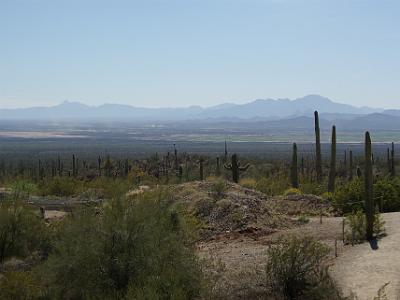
330,212 -> 400,300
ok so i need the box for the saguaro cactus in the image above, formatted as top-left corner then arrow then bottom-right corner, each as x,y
328,126 -> 336,192
199,158 -> 204,181
314,111 -> 322,182
72,154 -> 76,177
291,143 -> 299,188
174,144 -> 179,171
98,156 -> 102,176
224,154 -> 250,183
224,140 -> 228,161
57,155 -> 62,177
391,142 -> 396,177
216,157 -> 221,176
349,150 -> 353,180
364,131 -> 374,241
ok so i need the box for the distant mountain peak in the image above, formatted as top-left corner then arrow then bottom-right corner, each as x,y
0,95 -> 383,121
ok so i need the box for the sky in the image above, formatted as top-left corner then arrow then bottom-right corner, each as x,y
0,0 -> 399,109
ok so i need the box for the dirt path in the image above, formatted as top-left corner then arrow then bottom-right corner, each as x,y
330,212 -> 400,300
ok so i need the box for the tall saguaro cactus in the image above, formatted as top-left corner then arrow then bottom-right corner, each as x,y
349,150 -> 353,181
72,154 -> 76,177
365,131 -> 374,241
391,142 -> 396,177
224,154 -> 250,183
328,126 -> 336,192
314,111 -> 322,182
216,157 -> 221,176
224,140 -> 228,161
199,158 -> 204,181
291,143 -> 299,188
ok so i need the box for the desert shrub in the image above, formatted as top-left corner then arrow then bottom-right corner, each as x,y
209,177 -> 227,199
334,177 -> 400,214
40,190 -> 204,299
344,210 -> 385,243
194,197 -> 215,217
373,178 -> 400,212
0,271 -> 42,299
256,176 -> 289,196
216,198 -> 232,212
0,200 -> 50,263
239,178 -> 257,189
38,176 -> 82,197
300,182 -> 325,196
284,188 -> 302,196
230,210 -> 245,225
321,192 -> 334,202
86,177 -> 131,199
9,180 -> 38,199
266,235 -> 339,300
297,215 -> 310,224
333,178 -> 364,213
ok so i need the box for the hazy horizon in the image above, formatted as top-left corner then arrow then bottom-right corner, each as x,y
1,0 -> 399,109
0,94 -> 384,110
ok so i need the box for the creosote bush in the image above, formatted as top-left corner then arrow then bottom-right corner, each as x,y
239,177 -> 257,189
38,190 -> 205,299
0,200 -> 50,263
344,210 -> 385,243
284,188 -> 302,196
209,177 -> 227,199
265,235 -> 340,300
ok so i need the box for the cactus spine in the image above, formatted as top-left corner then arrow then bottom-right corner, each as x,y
314,111 -> 322,182
224,154 -> 250,183
290,143 -> 299,188
364,131 -> 374,241
328,126 -> 336,192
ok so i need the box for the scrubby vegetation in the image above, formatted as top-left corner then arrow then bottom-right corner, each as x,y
0,112 -> 399,298
266,235 -> 341,300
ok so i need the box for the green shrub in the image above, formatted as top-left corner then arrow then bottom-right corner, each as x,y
284,188 -> 302,196
10,180 -> 38,199
40,190 -> 204,299
335,177 -> 400,214
0,271 -> 42,299
321,192 -> 334,202
265,235 -> 338,300
297,215 -> 310,224
209,177 -> 227,199
344,210 -> 385,243
239,178 -> 257,189
255,177 -> 289,196
373,178 -> 400,212
0,200 -> 50,263
300,182 -> 325,196
333,178 -> 364,213
87,177 -> 131,199
39,177 -> 82,197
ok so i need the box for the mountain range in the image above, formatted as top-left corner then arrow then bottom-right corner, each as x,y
0,95 -> 389,121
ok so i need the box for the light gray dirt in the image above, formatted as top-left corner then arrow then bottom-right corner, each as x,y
330,212 -> 400,300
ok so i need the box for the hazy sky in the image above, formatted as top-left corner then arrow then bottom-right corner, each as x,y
1,0 -> 399,109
